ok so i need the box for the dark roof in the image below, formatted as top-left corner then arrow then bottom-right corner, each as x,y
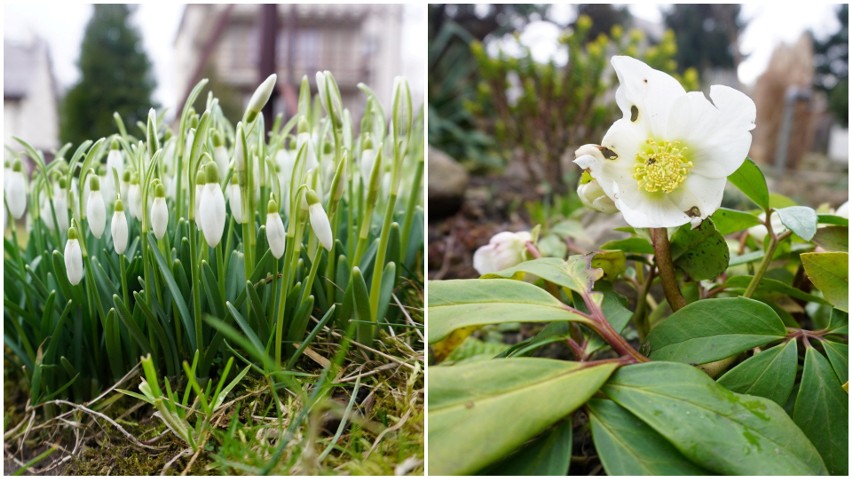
4,41 -> 37,100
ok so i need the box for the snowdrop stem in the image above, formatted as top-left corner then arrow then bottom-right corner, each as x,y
650,227 -> 687,312
119,251 -> 130,308
743,225 -> 793,299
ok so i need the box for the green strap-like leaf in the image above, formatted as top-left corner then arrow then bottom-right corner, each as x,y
479,419 -> 573,476
604,362 -> 827,475
716,340 -> 798,406
588,398 -> 711,475
428,279 -> 590,344
821,340 -> 848,384
429,358 -> 617,475
647,297 -> 787,364
792,347 -> 849,475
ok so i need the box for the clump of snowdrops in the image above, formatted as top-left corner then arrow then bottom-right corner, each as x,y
4,71 -> 423,406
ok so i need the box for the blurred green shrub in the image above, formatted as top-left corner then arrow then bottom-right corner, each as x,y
467,15 -> 699,192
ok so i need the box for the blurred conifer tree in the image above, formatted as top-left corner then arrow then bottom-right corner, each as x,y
812,4 -> 848,126
663,4 -> 743,73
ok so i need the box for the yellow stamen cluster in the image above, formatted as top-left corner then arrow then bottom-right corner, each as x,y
633,138 -> 693,193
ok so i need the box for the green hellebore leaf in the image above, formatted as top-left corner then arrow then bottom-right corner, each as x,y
429,358 -> 617,475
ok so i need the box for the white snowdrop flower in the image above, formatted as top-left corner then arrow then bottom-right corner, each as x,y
150,182 -> 168,240
234,124 -> 246,171
128,174 -> 141,220
297,121 -> 319,172
64,225 -> 84,285
111,199 -> 129,255
120,170 -> 130,203
227,174 -> 245,224
105,139 -> 123,197
574,56 -> 756,228
87,176 -> 106,238
198,164 -> 227,248
266,197 -> 286,259
42,180 -> 70,231
213,132 -> 229,180
359,142 -> 377,185
473,231 -> 532,275
306,189 -> 333,251
6,160 -> 28,219
316,71 -> 343,126
185,129 -> 195,158
246,73 -> 277,123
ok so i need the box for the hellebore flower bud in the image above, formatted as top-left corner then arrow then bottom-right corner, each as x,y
306,189 -> 333,251
87,175 -> 106,238
6,160 -> 27,219
65,225 -> 84,285
112,199 -> 128,255
150,181 -> 168,240
198,163 -> 227,247
266,197 -> 286,259
472,231 -> 532,275
577,170 -> 618,214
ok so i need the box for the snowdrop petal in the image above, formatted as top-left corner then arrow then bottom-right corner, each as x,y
87,191 -> 106,238
199,184 -> 227,247
309,203 -> 333,250
151,197 -> 169,240
111,210 -> 128,254
6,170 -> 27,219
266,213 -> 286,259
64,238 -> 83,285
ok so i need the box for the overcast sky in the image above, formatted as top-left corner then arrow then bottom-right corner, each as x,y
3,2 -> 844,106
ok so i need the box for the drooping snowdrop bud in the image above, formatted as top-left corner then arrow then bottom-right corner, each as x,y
46,179 -> 69,231
87,175 -> 106,238
227,173 -> 245,224
198,163 -> 226,248
106,138 -> 123,193
213,131 -> 229,179
472,231 -> 532,275
7,160 -> 28,219
99,164 -> 115,207
150,181 -> 168,240
112,199 -> 129,255
266,196 -> 286,259
245,73 -> 277,124
64,224 -> 84,285
128,173 -> 141,219
577,169 -> 618,214
306,189 -> 333,251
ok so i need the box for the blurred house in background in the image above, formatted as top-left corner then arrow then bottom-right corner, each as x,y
4,36 -> 60,156
173,4 -> 403,124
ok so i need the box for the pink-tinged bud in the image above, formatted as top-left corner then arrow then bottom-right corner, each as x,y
472,231 -> 532,275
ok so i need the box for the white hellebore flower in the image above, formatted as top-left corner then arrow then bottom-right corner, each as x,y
472,231 -> 532,275
576,165 -> 619,214
227,174 -> 246,224
112,199 -> 129,255
65,225 -> 84,285
150,182 -> 169,240
574,56 -> 756,228
87,175 -> 106,238
266,197 -> 287,259
6,160 -> 27,219
198,164 -> 227,247
306,189 -> 333,251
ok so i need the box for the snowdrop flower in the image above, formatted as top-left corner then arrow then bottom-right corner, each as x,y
6,160 -> 28,219
473,231 -> 532,275
234,124 -> 246,171
42,179 -> 69,231
112,199 -> 129,255
266,197 -> 286,259
297,117 -> 319,172
100,166 -> 115,207
120,170 -> 130,203
64,224 -> 84,285
245,73 -> 277,123
306,189 -> 333,251
316,71 -> 344,126
150,181 -> 168,240
198,164 -> 227,247
576,155 -> 618,214
105,139 -> 123,197
128,173 -> 141,219
194,169 -> 204,218
227,174 -> 245,224
87,175 -> 106,238
574,56 -> 756,228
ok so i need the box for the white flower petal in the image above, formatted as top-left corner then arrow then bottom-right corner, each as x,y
111,211 -> 128,254
667,174 -> 727,221
227,183 -> 245,224
611,55 -> 686,137
266,213 -> 286,259
6,171 -> 27,219
199,184 -> 226,248
87,191 -> 106,238
64,238 -> 84,285
151,197 -> 169,240
309,202 -> 333,251
610,180 -> 691,228
472,231 -> 530,275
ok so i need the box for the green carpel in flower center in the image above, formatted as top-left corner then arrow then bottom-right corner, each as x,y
633,138 -> 693,193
